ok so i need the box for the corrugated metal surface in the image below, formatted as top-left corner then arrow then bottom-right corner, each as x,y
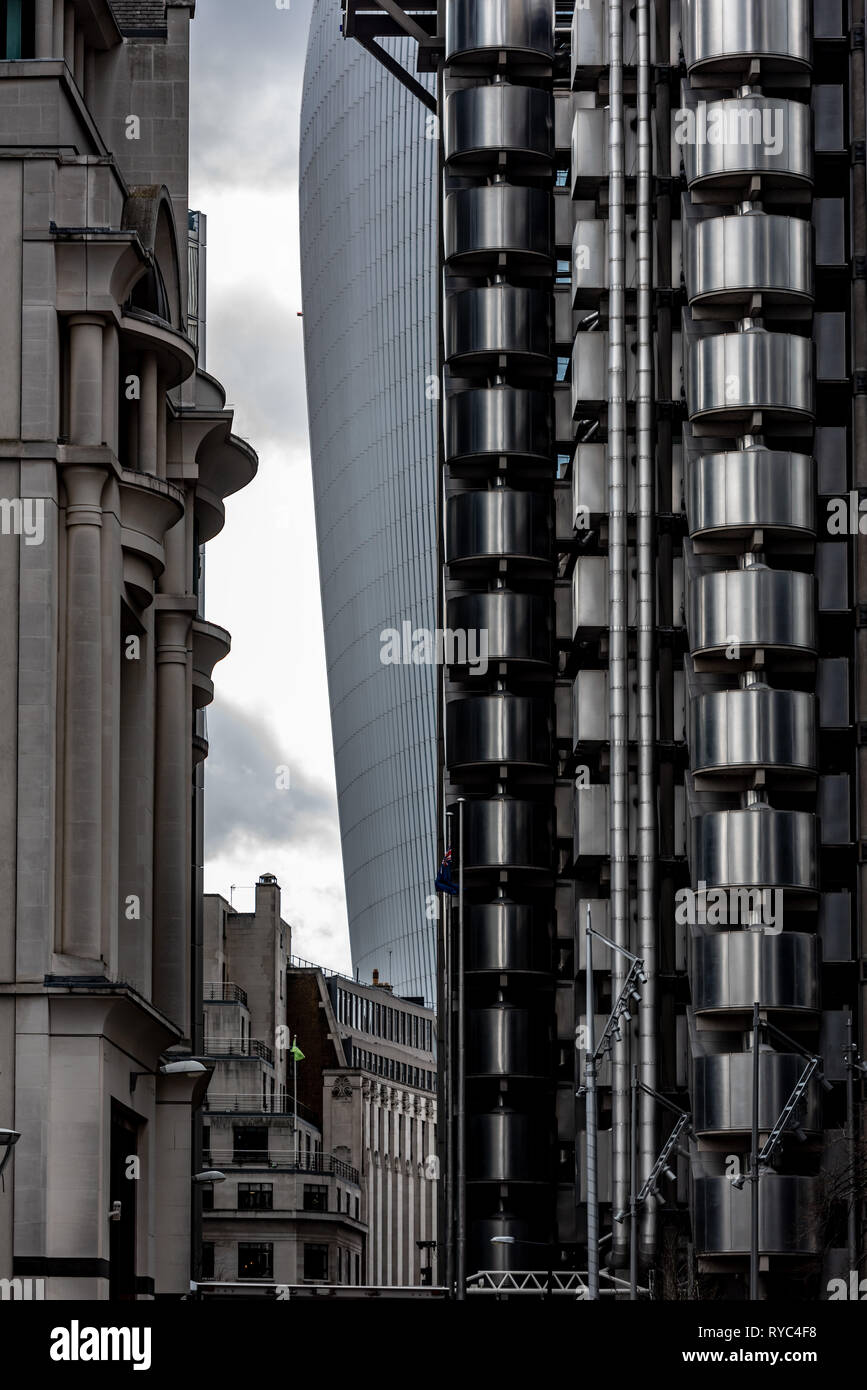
300,0 -> 437,1003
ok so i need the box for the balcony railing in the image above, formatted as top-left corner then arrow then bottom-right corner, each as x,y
204,982 -> 248,1006
204,1038 -> 273,1064
202,1093 -> 320,1124
203,1149 -> 360,1185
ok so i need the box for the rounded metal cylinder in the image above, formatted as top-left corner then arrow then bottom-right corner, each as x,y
693,1175 -> 822,1255
457,798 -> 552,873
444,186 -> 552,270
691,807 -> 818,893
693,1052 -> 822,1136
446,490 -> 551,565
689,688 -> 816,776
685,214 -> 814,308
465,901 -> 551,974
681,99 -> 813,189
468,1006 -> 548,1079
681,0 -> 812,74
446,592 -> 551,666
445,285 -> 551,371
447,695 -> 551,770
687,331 -> 814,426
445,0 -> 554,68
468,1109 -> 550,1182
445,388 -> 550,467
688,568 -> 816,659
444,84 -> 554,170
690,931 -> 821,1013
687,449 -> 815,541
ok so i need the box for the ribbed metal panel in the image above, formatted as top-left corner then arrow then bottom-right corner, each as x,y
687,449 -> 816,541
690,931 -> 821,1013
688,568 -> 816,658
685,214 -> 814,307
444,84 -> 554,171
693,1176 -> 822,1255
681,0 -> 812,73
689,688 -> 817,776
686,331 -> 814,425
691,807 -> 818,892
299,1 -> 437,1000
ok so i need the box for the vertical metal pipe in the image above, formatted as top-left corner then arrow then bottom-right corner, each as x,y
444,814 -> 454,1295
636,0 -> 658,1264
750,1002 -> 760,1300
630,1062 -> 638,1299
585,907 -> 599,1299
847,1011 -> 857,1275
608,0 -> 630,1260
456,797 -> 466,1299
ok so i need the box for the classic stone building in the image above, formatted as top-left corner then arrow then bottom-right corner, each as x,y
199,880 -> 438,1291
0,0 -> 257,1299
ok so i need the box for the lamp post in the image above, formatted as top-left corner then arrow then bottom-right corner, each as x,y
581,907 -> 647,1301
616,1081 -> 691,1299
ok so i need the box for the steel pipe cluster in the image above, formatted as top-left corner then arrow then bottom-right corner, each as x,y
442,0 -> 557,1280
680,0 -> 823,1274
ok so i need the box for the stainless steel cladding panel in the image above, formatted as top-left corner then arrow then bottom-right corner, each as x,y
445,286 -> 551,369
468,1006 -> 548,1078
681,99 -> 813,188
444,186 -> 553,267
445,0 -> 554,66
465,901 -> 551,974
447,490 -> 551,565
446,592 -> 551,665
444,84 -> 554,168
459,798 -> 553,873
686,331 -> 814,423
445,388 -> 551,465
688,569 -> 816,657
681,0 -> 812,73
468,1110 -> 549,1182
685,214 -> 814,306
691,931 -> 821,1013
447,694 -> 552,768
687,449 -> 816,540
691,807 -> 818,891
693,1053 -> 822,1135
693,1176 -> 822,1255
689,688 -> 817,775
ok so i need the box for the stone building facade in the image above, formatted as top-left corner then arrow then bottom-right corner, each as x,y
0,0 -> 256,1299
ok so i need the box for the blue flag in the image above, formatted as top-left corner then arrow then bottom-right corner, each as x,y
435,847 -> 458,896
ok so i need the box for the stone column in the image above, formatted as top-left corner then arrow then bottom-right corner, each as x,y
68,317 -> 103,447
101,321 -> 119,457
52,0 -> 64,58
139,353 -> 158,475
153,608 -> 190,1031
61,466 -> 105,960
35,0 -> 55,57
63,2 -> 74,70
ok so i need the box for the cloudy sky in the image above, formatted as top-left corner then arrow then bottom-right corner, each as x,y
188,0 -> 352,972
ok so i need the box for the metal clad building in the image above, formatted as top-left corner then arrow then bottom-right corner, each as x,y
300,0 -> 438,1003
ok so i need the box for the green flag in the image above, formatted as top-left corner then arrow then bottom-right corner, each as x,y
290,1038 -> 305,1062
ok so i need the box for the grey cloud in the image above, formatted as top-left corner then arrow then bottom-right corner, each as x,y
204,695 -> 340,856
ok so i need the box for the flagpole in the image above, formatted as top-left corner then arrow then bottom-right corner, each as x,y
444,811 -> 455,1298
456,797 -> 466,1301
293,1035 -> 299,1167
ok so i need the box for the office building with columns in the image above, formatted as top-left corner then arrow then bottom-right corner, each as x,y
0,0 -> 257,1298
198,879 -> 438,1293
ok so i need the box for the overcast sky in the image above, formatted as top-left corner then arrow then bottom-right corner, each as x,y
188,0 -> 352,972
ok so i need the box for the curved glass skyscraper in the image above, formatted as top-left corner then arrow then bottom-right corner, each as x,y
300,0 -> 437,1002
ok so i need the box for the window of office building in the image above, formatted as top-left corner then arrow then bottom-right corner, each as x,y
412,1016 -> 419,1049
1,1 -> 35,59
201,1183 -> 215,1211
303,1184 -> 328,1212
233,1126 -> 268,1162
239,1183 -> 273,1211
303,1244 -> 329,1281
201,1243 -> 215,1279
238,1242 -> 273,1279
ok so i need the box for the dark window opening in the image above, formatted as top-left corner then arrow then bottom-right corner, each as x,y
304,1184 -> 328,1212
233,1125 -> 268,1163
238,1242 -> 273,1280
239,1182 -> 273,1211
303,1244 -> 329,1282
2,1 -> 36,60
200,1243 -> 215,1279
